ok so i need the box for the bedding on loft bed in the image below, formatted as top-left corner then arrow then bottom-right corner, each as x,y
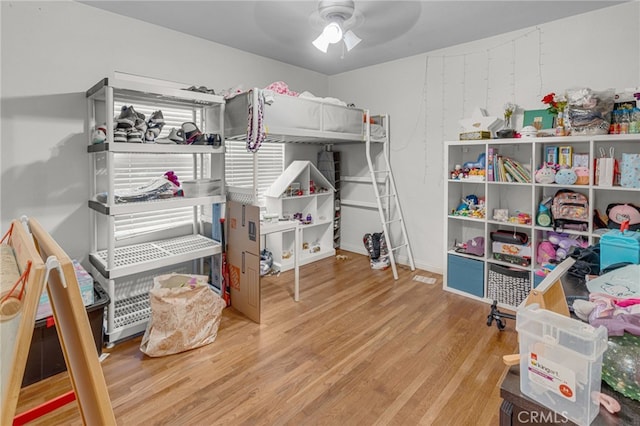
224,84 -> 386,150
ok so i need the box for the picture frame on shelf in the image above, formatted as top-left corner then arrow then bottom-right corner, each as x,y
523,109 -> 555,130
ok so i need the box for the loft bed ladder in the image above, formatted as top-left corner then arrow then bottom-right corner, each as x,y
365,112 -> 415,279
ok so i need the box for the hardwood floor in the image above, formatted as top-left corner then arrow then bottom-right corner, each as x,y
16,251 -> 518,425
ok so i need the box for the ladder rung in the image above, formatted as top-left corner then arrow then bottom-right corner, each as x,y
385,218 -> 402,225
391,244 -> 408,251
372,170 -> 389,174
377,194 -> 396,199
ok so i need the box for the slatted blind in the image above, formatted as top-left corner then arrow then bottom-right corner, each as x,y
110,101 -> 284,239
112,101 -> 203,240
225,141 -> 284,206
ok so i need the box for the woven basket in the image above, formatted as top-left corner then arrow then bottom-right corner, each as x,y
487,263 -> 530,307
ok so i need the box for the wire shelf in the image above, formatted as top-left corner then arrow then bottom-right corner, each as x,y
91,234 -> 220,279
113,293 -> 151,329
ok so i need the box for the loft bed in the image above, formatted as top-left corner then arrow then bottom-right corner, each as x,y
223,88 -> 411,279
224,88 -> 387,146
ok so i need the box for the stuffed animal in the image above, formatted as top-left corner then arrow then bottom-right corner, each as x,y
547,231 -> 588,260
535,166 -> 556,184
456,194 -> 479,211
463,153 -> 486,170
555,168 -> 578,185
574,166 -> 590,185
537,241 -> 557,264
91,124 -> 107,144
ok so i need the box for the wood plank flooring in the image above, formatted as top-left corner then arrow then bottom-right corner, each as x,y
16,251 -> 518,425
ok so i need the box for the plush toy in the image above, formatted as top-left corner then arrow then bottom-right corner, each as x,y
537,241 -> 557,264
456,194 -> 479,211
574,166 -> 590,185
91,124 -> 107,144
450,164 -> 465,179
453,194 -> 485,218
548,231 -> 588,260
555,168 -> 577,185
535,165 -> 556,184
463,153 -> 486,170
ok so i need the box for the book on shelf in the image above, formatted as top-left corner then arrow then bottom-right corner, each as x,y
487,147 -> 496,182
494,156 -> 532,183
497,156 -> 506,182
503,160 -> 525,183
559,146 -> 573,167
509,158 -> 532,182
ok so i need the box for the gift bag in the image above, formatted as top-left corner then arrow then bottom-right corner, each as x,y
595,147 -> 616,187
620,153 -> 640,188
140,273 -> 226,357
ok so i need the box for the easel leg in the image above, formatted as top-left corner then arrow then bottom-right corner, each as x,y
13,390 -> 76,425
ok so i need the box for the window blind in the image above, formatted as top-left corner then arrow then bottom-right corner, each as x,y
112,101 -> 203,240
225,141 -> 284,206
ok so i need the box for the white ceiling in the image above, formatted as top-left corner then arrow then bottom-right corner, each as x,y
82,1 -> 625,76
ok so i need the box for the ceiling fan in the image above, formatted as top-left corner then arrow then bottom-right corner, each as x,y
312,0 -> 362,53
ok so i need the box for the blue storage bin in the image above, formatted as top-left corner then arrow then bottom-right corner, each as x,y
600,230 -> 640,271
447,254 -> 484,297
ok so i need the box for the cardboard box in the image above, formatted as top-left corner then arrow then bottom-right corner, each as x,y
492,242 -> 532,265
459,131 -> 491,140
492,241 -> 532,257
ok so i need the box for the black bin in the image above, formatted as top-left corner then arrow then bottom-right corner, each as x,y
22,282 -> 109,387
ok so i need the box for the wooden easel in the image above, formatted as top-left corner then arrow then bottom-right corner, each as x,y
502,257 -> 574,366
1,218 -> 115,424
522,256 -> 572,316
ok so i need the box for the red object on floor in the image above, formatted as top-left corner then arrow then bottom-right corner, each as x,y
13,390 -> 76,425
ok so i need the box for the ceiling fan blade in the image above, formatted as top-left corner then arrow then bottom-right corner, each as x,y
343,30 -> 361,51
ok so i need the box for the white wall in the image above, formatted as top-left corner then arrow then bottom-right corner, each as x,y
0,1 -> 327,262
328,2 -> 639,273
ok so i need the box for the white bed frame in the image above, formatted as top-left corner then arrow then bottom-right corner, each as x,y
224,88 -> 383,144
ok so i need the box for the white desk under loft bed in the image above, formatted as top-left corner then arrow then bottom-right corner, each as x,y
260,219 -> 300,301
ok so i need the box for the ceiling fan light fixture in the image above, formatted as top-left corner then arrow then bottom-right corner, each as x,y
322,21 -> 343,44
312,34 -> 330,52
343,30 -> 361,51
312,0 -> 362,54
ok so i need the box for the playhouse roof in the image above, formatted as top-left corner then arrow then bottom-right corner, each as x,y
265,160 -> 334,197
